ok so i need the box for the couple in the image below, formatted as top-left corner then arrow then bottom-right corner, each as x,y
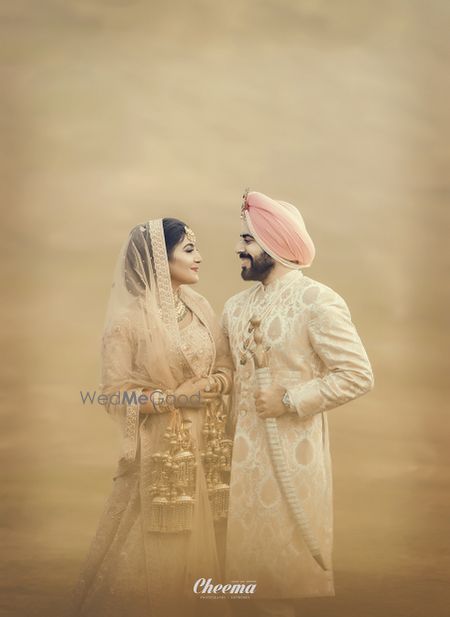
71,191 -> 374,617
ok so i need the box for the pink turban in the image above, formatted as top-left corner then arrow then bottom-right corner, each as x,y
241,191 -> 315,268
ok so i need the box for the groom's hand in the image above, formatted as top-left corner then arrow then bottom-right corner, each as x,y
255,384 -> 287,419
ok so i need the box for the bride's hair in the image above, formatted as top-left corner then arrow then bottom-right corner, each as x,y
162,218 -> 188,258
124,218 -> 188,295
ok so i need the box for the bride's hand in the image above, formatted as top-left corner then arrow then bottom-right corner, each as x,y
174,377 -> 221,408
174,377 -> 208,408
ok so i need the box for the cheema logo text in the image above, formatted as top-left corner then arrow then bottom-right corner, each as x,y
193,578 -> 257,595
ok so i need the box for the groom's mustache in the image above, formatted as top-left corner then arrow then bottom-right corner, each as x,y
238,253 -> 253,262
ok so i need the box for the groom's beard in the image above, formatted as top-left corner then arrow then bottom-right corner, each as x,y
239,251 -> 275,282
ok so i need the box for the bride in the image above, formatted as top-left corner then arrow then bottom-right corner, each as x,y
70,219 -> 233,617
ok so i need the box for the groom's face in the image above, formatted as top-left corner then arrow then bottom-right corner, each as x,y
235,220 -> 275,282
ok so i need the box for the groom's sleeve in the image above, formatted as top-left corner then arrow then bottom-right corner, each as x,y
287,291 -> 374,419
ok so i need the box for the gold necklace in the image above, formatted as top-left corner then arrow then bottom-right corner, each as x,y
174,295 -> 188,322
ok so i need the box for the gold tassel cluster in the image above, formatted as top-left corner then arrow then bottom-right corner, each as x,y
148,412 -> 197,533
201,397 -> 233,522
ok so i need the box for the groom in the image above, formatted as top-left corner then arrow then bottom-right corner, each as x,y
222,190 -> 374,617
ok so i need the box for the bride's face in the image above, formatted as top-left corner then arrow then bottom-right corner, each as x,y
168,235 -> 202,285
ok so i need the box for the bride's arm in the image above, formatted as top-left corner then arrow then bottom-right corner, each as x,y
102,316 -> 212,419
100,317 -> 147,461
192,295 -> 234,400
101,320 -> 165,410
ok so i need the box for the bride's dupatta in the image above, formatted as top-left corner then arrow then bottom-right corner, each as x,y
99,219 -> 232,615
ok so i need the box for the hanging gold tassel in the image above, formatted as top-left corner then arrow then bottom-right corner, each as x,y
200,390 -> 233,522
148,411 -> 197,533
148,383 -> 233,532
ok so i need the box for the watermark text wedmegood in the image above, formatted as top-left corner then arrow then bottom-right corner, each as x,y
79,389 -> 201,411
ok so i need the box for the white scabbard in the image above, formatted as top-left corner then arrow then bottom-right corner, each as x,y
255,367 -> 327,571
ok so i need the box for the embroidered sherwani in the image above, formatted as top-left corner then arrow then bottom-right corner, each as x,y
223,269 -> 374,599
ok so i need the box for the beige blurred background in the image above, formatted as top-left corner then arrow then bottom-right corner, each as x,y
1,1 -> 449,616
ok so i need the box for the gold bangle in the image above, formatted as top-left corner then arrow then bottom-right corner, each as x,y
152,389 -> 175,414
163,389 -> 177,413
213,375 -> 224,393
214,372 -> 231,394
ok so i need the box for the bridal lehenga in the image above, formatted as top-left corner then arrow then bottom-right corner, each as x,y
70,220 -> 233,617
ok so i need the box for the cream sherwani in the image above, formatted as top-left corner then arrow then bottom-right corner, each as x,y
222,269 -> 374,599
